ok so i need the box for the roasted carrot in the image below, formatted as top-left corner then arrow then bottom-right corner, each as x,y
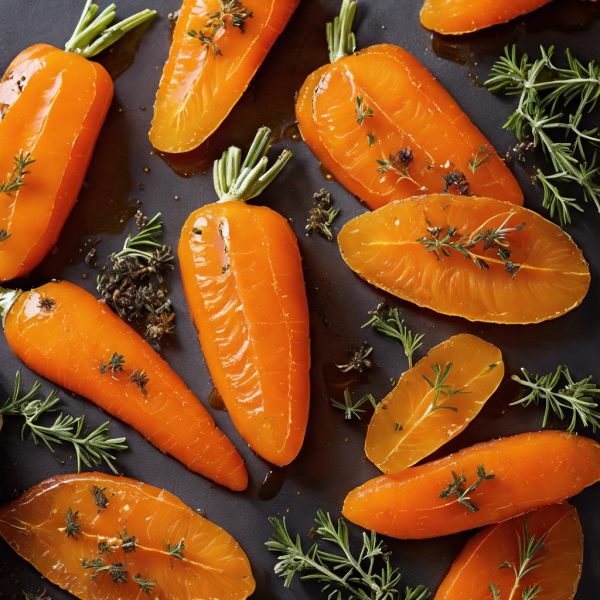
421,0 -> 555,35
295,0 -> 523,210
338,194 -> 590,324
0,281 -> 248,491
434,503 -> 583,600
343,430 -> 600,539
150,0 -> 300,153
178,127 -> 310,466
0,1 -> 155,282
366,334 -> 503,474
0,472 -> 255,600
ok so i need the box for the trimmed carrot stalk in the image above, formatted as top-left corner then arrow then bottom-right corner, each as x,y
295,0 -> 523,210
343,430 -> 600,539
434,503 -> 583,600
0,472 -> 255,600
150,0 -> 300,153
0,2 -> 156,282
421,0 -> 555,35
178,128 -> 310,466
338,194 -> 590,324
0,281 -> 248,491
366,334 -> 504,474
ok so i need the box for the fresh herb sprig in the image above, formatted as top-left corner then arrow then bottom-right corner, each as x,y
511,366 -> 600,433
163,539 -> 185,568
377,148 -> 422,189
331,388 -> 377,420
486,45 -> 600,225
439,465 -> 495,513
267,510 -> 428,600
82,557 -> 128,583
0,372 -> 127,473
362,304 -> 424,369
134,573 -> 157,596
469,145 -> 493,174
423,363 -> 470,412
65,507 -> 81,539
0,151 -> 35,196
355,96 -> 374,125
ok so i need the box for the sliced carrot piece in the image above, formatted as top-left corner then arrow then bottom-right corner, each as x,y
366,334 -> 503,474
343,430 -> 600,539
434,503 -> 583,600
421,0 -> 554,35
1,281 -> 248,491
150,0 -> 300,153
0,472 -> 255,600
296,42 -> 523,209
338,194 -> 590,324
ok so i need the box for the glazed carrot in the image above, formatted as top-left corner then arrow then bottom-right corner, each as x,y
434,503 -> 583,600
0,2 -> 155,282
338,194 -> 590,324
366,334 -> 503,474
421,0 -> 555,35
0,281 -> 248,491
150,0 -> 300,153
179,128 -> 310,466
343,430 -> 600,539
295,0 -> 523,210
0,472 -> 255,600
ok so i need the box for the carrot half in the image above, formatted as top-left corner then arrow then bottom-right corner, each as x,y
295,0 -> 523,210
343,430 -> 600,539
434,503 -> 583,600
179,128 -> 310,466
338,194 -> 590,324
150,0 -> 300,153
0,281 -> 247,491
366,334 -> 503,474
0,472 -> 255,600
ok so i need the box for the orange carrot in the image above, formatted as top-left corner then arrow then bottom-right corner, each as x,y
150,0 -> 300,153
0,280 -> 247,491
0,2 -> 155,282
434,503 -> 583,600
0,472 -> 255,600
178,127 -> 310,466
343,430 -> 600,539
295,0 -> 523,210
338,194 -> 590,324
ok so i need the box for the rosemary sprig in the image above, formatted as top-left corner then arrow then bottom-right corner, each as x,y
306,188 -> 339,241
163,539 -> 185,568
0,372 -> 127,474
423,363 -> 470,412
469,145 -> 493,174
330,388 -> 377,420
336,344 -> 373,373
266,510 -> 428,600
134,573 -> 157,596
486,45 -> 600,225
82,557 -> 128,583
0,151 -> 35,196
362,304 -> 424,369
65,507 -> 81,540
511,366 -> 600,433
355,96 -> 374,125
439,465 -> 495,513
326,0 -> 357,63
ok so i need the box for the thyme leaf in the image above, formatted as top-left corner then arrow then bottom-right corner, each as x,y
469,145 -> 494,174
330,388 -> 377,420
355,95 -> 374,125
368,133 -> 375,147
439,465 -> 495,512
0,151 -> 35,196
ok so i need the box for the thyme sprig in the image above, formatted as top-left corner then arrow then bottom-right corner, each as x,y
306,188 -> 339,241
511,366 -> 600,433
267,510 -> 428,600
469,145 -> 493,174
163,539 -> 185,568
134,573 -> 157,596
118,528 -> 137,553
327,0 -> 357,63
65,507 -> 81,539
82,556 -> 128,583
331,388 -> 377,420
362,304 -> 424,369
0,151 -> 35,196
355,96 -> 374,125
377,148 -> 422,188
91,485 -> 109,511
439,465 -> 495,513
0,372 -> 127,473
423,363 -> 470,412
486,45 -> 600,225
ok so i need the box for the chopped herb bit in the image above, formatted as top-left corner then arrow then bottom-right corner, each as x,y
439,464 -> 495,513
100,353 -> 125,375
0,228 -> 11,242
355,95 -> 374,125
511,366 -> 600,433
65,507 -> 81,540
188,28 -> 222,57
335,344 -> 373,373
91,485 -> 109,511
377,147 -> 422,188
118,528 -> 137,553
330,388 -> 377,420
145,311 -> 175,343
131,370 -> 150,395
84,247 -> 97,267
135,209 -> 148,230
163,539 -> 185,568
0,151 -> 35,196
368,133 -> 375,146
423,363 -> 470,412
98,541 -> 114,555
82,557 -> 128,584
38,298 -> 56,312
489,583 -> 501,600
394,422 -> 403,432
442,171 -> 469,195
306,188 -> 339,241
469,145 -> 493,174
134,573 -> 157,596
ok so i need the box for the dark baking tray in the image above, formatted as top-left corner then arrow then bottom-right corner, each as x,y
1,0 -> 599,598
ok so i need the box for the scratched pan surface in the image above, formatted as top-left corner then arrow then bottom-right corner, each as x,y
1,0 -> 600,598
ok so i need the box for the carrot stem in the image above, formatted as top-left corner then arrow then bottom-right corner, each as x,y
326,0 -> 357,63
0,286 -> 21,328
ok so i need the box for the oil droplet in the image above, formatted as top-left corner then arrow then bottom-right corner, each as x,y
259,468 -> 285,501
209,387 -> 227,411
322,362 -> 370,403
319,163 -> 337,183
143,166 -> 151,173
283,123 -> 302,142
